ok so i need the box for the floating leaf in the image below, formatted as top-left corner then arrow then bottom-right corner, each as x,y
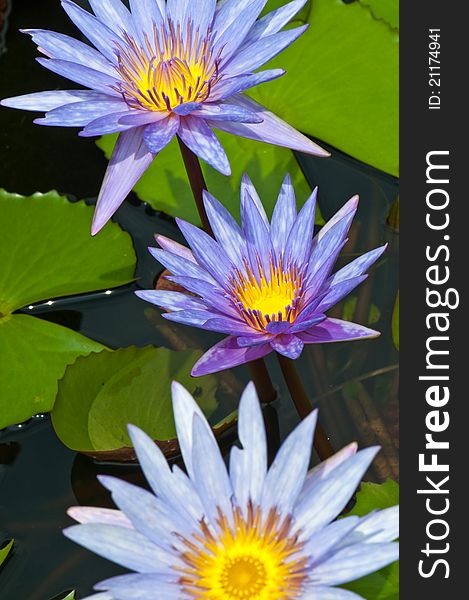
52,347 -> 232,457
0,190 -> 136,428
392,291 -> 399,350
0,190 -> 135,314
97,133 -> 314,227
61,593 -> 76,600
0,315 -> 103,429
342,480 -> 399,600
250,0 -> 399,175
0,539 -> 14,568
347,479 -> 399,516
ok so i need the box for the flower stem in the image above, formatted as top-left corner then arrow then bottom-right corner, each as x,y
276,353 -> 335,461
177,137 -> 277,405
177,136 -> 213,236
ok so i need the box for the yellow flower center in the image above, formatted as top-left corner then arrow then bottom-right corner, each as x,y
178,505 -> 307,599
114,21 -> 221,111
228,259 -> 304,331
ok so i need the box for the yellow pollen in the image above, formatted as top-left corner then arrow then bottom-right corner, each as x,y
228,258 -> 303,331
178,505 -> 308,600
114,20 -> 221,112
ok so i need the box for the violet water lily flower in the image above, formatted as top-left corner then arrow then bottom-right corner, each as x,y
136,174 -> 387,376
1,0 -> 328,234
65,381 -> 399,600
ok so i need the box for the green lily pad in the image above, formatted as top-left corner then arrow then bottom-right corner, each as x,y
0,539 -> 14,568
250,0 -> 399,176
0,315 -> 103,429
0,190 -> 136,314
342,480 -> 399,600
97,133 -> 314,227
52,347 -> 230,456
392,291 -> 399,350
0,190 -> 136,428
347,479 -> 399,516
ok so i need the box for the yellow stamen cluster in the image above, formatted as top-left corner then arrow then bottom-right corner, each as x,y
178,504 -> 307,599
114,20 -> 221,111
228,258 -> 304,331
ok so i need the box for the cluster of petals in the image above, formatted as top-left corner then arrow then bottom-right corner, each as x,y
65,381 -> 399,600
137,174 -> 386,376
1,0 -> 328,234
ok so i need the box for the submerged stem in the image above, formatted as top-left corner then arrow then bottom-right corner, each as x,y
177,137 -> 277,404
277,353 -> 335,461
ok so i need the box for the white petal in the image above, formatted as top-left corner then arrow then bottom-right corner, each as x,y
229,382 -> 267,511
261,410 -> 317,518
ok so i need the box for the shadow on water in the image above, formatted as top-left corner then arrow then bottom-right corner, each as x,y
0,1 -> 398,598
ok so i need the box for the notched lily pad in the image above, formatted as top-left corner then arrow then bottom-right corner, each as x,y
52,347 -> 238,461
0,190 -> 136,428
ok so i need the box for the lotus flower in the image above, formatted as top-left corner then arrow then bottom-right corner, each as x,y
136,174 -> 386,376
65,381 -> 399,600
1,0 -> 328,234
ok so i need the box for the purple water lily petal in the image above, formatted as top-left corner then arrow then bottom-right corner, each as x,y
177,117 -> 231,175
163,309 -> 219,328
92,128 -> 155,235
135,290 -> 207,313
176,218 -> 235,286
88,0 -> 137,40
155,235 -> 195,262
192,336 -> 271,376
298,318 -> 380,344
0,90 -> 105,112
172,102 -> 201,116
266,321 -> 292,335
214,0 -> 268,62
148,248 -> 217,284
79,110 -> 135,136
209,95 -> 330,157
23,29 -> 116,75
270,334 -> 304,359
202,317 -> 255,336
210,69 -> 285,102
242,189 -> 273,276
129,0 -> 165,42
61,1 -> 121,63
33,99 -> 125,128
246,0 -> 308,44
240,173 -> 269,230
284,188 -> 317,268
202,191 -> 246,264
119,111 -> 170,127
314,275 -> 368,314
194,102 -> 264,123
237,333 -> 273,347
270,174 -> 297,255
143,115 -> 180,153
326,244 -> 387,286
226,25 -> 308,77
36,58 -> 118,96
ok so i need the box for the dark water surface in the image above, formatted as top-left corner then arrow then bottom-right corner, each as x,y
0,2 -> 399,599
